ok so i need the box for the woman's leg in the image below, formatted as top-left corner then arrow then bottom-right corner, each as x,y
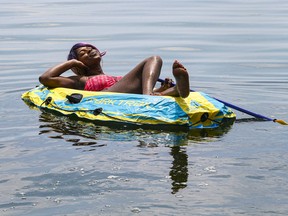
158,60 -> 190,98
104,56 -> 163,94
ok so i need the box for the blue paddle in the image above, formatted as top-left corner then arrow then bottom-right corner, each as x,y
157,78 -> 287,125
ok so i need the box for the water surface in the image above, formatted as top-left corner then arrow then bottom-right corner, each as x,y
0,0 -> 288,215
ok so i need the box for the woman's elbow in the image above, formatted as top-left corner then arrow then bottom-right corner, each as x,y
39,74 -> 46,85
39,74 -> 52,86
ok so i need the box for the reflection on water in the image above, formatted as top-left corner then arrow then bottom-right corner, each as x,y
170,146 -> 188,194
37,110 -> 234,194
38,111 -> 234,146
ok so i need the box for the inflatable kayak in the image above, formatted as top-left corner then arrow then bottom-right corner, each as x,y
22,85 -> 236,129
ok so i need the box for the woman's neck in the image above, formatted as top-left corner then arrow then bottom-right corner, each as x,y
88,64 -> 104,75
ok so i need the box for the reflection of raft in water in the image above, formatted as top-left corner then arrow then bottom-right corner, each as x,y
22,85 -> 236,129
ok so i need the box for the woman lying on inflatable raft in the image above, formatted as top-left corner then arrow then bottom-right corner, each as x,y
22,43 -> 236,128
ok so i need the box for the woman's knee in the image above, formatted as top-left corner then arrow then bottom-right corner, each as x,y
147,55 -> 163,65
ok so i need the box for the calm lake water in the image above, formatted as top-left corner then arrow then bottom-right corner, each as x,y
0,0 -> 288,215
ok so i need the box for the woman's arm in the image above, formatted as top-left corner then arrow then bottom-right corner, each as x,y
39,59 -> 88,89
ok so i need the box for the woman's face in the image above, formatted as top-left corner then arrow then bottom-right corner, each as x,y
76,46 -> 101,66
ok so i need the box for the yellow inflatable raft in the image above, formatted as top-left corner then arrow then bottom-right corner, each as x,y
22,85 -> 236,129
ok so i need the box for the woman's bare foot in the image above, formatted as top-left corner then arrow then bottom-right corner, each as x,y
172,60 -> 190,98
153,78 -> 174,93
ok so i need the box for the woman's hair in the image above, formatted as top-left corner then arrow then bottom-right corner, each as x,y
67,43 -> 106,76
67,42 -> 106,60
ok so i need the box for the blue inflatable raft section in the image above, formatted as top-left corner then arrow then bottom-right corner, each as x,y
22,85 -> 236,129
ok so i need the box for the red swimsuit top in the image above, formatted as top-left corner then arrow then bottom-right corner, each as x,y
84,75 -> 122,91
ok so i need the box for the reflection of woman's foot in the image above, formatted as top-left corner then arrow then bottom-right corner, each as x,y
172,60 -> 190,98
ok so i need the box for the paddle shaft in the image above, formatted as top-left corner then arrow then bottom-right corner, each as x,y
157,78 -> 274,121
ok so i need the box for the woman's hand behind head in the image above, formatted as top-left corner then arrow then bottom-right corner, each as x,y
70,59 -> 89,76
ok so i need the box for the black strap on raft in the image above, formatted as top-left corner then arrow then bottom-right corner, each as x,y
66,93 -> 83,104
191,112 -> 222,126
200,113 -> 209,122
93,108 -> 103,115
40,96 -> 52,107
39,96 -> 123,121
40,96 -> 102,115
